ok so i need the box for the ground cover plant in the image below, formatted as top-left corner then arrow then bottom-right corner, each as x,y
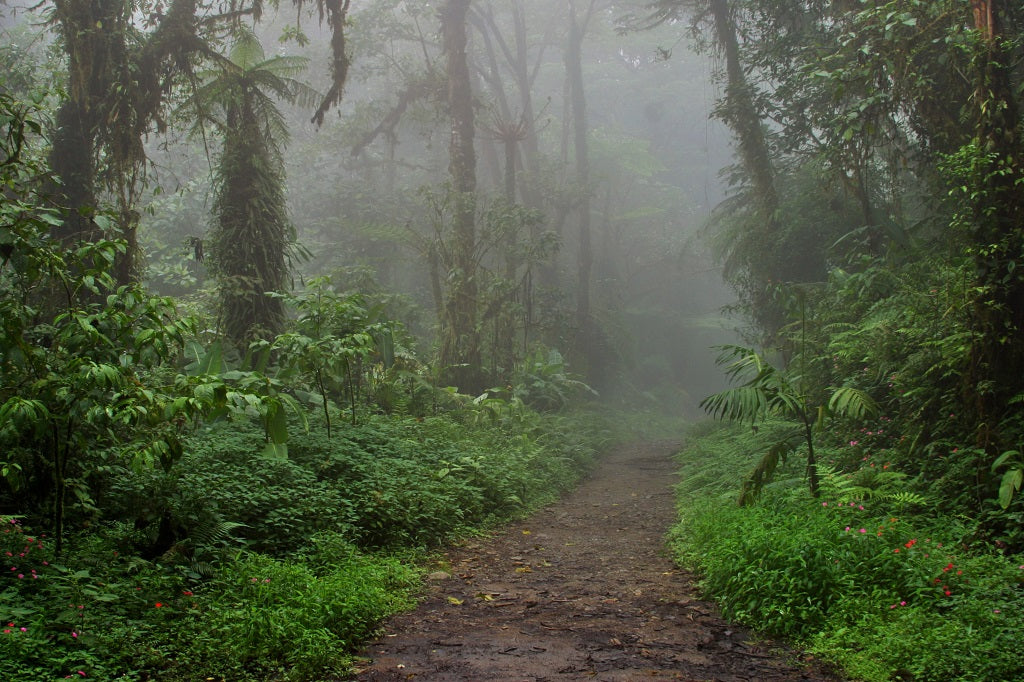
670,421 -> 1024,682
0,403 -> 605,680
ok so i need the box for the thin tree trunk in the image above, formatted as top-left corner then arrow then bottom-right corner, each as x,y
567,0 -> 592,331
440,0 -> 483,394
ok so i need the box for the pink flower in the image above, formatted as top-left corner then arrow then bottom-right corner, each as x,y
858,528 -> 867,533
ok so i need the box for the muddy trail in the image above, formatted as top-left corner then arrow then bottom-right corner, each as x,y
349,441 -> 841,681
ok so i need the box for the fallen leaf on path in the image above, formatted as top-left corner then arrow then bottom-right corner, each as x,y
446,597 -> 464,605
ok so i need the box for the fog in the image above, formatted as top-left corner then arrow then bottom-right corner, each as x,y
5,0 -> 743,413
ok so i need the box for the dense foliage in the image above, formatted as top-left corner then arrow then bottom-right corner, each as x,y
666,0 -> 1024,540
0,84 -> 608,679
671,422 -> 1024,681
633,2 -> 1024,679
7,0 -> 1024,678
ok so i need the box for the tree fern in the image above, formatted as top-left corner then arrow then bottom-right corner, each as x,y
190,28 -> 318,348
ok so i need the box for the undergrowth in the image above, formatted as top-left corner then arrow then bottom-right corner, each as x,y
0,409 -> 608,680
669,421 -> 1024,682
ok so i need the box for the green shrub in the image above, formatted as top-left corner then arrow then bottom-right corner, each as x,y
670,422 -> 1024,681
0,520 -> 419,681
2,396 -> 606,679
179,544 -> 419,680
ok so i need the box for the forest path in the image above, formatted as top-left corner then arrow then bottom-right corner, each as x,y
348,440 -> 840,681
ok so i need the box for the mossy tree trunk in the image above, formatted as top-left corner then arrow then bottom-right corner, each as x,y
211,95 -> 290,348
963,0 -> 1024,457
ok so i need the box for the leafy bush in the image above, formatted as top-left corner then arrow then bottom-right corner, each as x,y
670,422 -> 1024,681
0,519 -> 419,681
176,543 -> 419,680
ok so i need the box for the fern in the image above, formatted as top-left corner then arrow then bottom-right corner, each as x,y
826,387 -> 878,421
882,490 -> 930,510
189,519 -> 246,549
817,463 -> 860,502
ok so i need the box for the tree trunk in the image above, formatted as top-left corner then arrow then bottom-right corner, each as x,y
440,0 -> 483,394
50,0 -> 203,283
567,0 -> 592,332
49,0 -> 120,248
964,0 -> 1024,453
709,0 -> 777,218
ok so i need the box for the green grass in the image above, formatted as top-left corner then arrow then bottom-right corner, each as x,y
669,420 -> 1024,682
0,407 -> 609,680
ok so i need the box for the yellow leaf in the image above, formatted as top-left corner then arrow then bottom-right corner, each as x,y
446,596 -> 464,605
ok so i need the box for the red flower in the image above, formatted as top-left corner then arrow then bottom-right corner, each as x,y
154,602 -> 163,608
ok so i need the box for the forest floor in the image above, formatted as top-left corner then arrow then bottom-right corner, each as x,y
347,440 -> 843,681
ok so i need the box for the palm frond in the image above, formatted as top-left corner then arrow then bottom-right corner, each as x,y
738,438 -> 798,506
827,386 -> 878,420
700,386 -> 770,423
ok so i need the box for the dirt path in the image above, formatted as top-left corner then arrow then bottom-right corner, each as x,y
349,441 -> 841,681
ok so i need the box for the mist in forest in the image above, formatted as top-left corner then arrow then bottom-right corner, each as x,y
3,0 -> 741,414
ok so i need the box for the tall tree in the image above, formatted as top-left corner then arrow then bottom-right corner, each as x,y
707,0 -> 776,220
962,0 -> 1024,449
46,0 -> 352,286
48,0 -> 205,283
196,30 -> 315,348
566,0 -> 594,333
439,0 -> 484,393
